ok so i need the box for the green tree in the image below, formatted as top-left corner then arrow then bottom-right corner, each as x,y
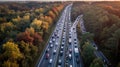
90,58 -> 104,67
82,41 -> 95,66
80,32 -> 94,47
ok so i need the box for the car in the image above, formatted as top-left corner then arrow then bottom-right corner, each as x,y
61,46 -> 64,50
50,44 -> 53,48
75,45 -> 77,48
49,59 -> 53,64
60,51 -> 63,56
58,59 -> 62,65
76,58 -> 80,63
93,45 -> 98,50
53,38 -> 55,42
74,40 -> 77,44
57,35 -> 59,38
54,32 -> 57,36
55,42 -> 58,46
69,54 -> 72,60
73,28 -> 75,30
70,65 -> 72,67
52,35 -> 54,39
53,50 -> 56,54
57,65 -> 61,67
74,38 -> 77,41
46,53 -> 49,59
63,36 -> 65,39
49,40 -> 52,44
62,42 -> 64,46
69,49 -> 72,53
46,48 -> 49,53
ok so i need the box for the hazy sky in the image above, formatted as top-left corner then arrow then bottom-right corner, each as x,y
0,0 -> 120,1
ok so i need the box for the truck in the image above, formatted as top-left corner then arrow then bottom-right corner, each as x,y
68,38 -> 72,44
74,48 -> 79,57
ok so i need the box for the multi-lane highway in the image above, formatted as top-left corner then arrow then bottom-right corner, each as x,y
37,3 -> 84,67
37,4 -> 68,67
37,3 -> 110,67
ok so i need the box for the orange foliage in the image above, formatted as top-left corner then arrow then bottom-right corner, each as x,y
48,10 -> 56,20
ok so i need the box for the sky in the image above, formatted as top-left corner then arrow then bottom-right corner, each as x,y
0,0 -> 120,1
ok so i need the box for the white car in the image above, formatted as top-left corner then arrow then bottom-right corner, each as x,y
49,40 -> 52,44
49,59 -> 53,64
55,42 -> 58,46
69,54 -> 72,60
50,44 -> 53,48
58,59 -> 62,65
53,50 -> 56,54
53,38 -> 55,42
70,65 -> 72,67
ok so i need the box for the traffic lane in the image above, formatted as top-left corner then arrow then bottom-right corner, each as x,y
74,32 -> 81,67
51,19 -> 65,67
61,23 -> 67,67
37,5 -> 69,67
57,14 -> 67,67
39,38 -> 55,67
40,16 -> 65,67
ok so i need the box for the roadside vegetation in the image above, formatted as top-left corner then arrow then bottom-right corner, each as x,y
72,1 -> 120,67
0,2 -> 65,67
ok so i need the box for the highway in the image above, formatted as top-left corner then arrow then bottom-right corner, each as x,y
37,3 -> 84,67
37,4 -> 69,67
36,3 -> 110,67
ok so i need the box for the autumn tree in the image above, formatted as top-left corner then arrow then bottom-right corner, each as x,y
30,18 -> 42,32
0,42 -> 23,67
16,27 -> 43,45
18,41 -> 38,67
48,10 -> 56,20
17,31 -> 33,44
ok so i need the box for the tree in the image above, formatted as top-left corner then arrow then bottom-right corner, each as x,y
112,29 -> 120,59
30,18 -> 42,32
25,27 -> 35,36
48,10 -> 56,20
2,42 -> 23,61
90,58 -> 104,67
2,60 -> 19,67
18,41 -> 38,67
44,16 -> 53,25
82,41 -> 95,66
12,16 -> 21,23
117,62 -> 120,67
32,32 -> 43,45
80,32 -> 94,47
41,21 -> 49,31
16,31 -> 33,44
23,15 -> 30,21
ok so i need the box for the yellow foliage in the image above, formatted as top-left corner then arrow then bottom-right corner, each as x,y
42,21 -> 49,30
30,18 -> 43,30
23,15 -> 30,20
25,27 -> 35,35
3,42 -> 23,61
2,60 -> 19,67
12,16 -> 21,22
39,8 -> 44,13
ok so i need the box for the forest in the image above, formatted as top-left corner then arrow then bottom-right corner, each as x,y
0,2 -> 65,67
72,1 -> 120,67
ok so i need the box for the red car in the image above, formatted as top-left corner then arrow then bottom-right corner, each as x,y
46,53 -> 49,59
